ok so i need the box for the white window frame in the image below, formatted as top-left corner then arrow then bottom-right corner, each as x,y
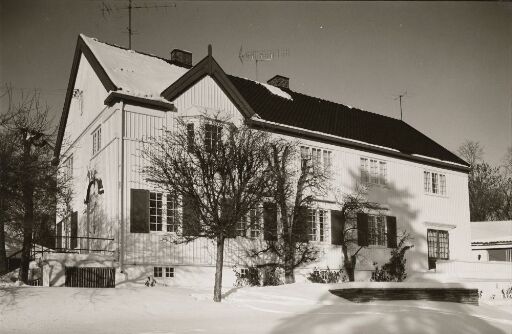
307,209 -> 329,242
360,157 -> 387,186
149,192 -> 163,232
166,194 -> 180,233
62,154 -> 73,182
300,145 -> 332,171
368,214 -> 387,247
424,170 -> 447,196
92,126 -> 101,155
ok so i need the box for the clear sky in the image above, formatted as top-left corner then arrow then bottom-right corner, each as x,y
1,1 -> 511,165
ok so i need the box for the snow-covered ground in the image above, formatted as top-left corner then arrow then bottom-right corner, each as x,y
1,283 -> 512,334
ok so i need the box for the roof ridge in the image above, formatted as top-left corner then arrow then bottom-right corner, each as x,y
79,34 -> 190,69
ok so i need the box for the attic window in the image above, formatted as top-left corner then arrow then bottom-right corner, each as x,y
72,89 -> 84,115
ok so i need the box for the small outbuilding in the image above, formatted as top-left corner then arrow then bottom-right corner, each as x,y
471,221 -> 512,262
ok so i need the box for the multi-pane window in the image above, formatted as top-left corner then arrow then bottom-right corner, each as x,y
308,209 -> 317,241
307,209 -> 328,242
249,209 -> 261,238
318,210 -> 326,242
149,192 -> 163,231
361,157 -> 387,185
424,171 -> 447,195
300,146 -> 332,170
165,267 -> 174,278
205,123 -> 222,151
92,126 -> 101,155
236,217 -> 247,237
63,155 -> 73,182
427,229 -> 449,269
368,215 -> 386,246
166,195 -> 180,232
154,267 -> 163,278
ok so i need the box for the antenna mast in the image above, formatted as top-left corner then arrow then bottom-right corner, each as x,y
101,0 -> 176,49
239,45 -> 289,81
394,90 -> 408,121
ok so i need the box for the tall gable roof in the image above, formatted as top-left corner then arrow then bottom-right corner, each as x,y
227,75 -> 468,168
80,35 -> 188,99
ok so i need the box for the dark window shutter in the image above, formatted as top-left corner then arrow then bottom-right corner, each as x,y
56,222 -> 62,249
182,195 -> 201,236
130,189 -> 150,233
357,213 -> 369,247
263,202 -> 277,241
221,198 -> 236,238
292,206 -> 309,242
330,210 -> 344,245
70,211 -> 78,249
187,123 -> 194,152
386,216 -> 397,248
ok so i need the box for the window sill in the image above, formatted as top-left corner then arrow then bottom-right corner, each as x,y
424,192 -> 448,199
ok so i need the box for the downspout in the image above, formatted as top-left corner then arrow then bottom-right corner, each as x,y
120,101 -> 126,273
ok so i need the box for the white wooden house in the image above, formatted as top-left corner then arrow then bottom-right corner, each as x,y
51,34 -> 473,287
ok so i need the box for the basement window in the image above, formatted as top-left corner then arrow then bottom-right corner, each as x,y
165,267 -> 175,278
154,267 -> 163,278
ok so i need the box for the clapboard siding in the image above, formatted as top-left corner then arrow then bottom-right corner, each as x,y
117,74 -> 471,271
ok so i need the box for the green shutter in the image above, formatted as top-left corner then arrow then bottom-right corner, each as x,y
263,202 -> 277,241
357,213 -> 369,247
330,210 -> 344,245
70,211 -> 78,249
182,195 -> 201,236
386,216 -> 397,248
130,189 -> 150,233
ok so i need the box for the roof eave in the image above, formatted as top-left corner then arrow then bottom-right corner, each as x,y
247,118 -> 470,173
105,91 -> 174,111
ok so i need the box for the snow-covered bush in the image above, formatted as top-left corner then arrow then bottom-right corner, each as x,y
233,266 -> 260,287
307,267 -> 347,284
502,286 -> 512,299
371,233 -> 413,282
262,267 -> 283,286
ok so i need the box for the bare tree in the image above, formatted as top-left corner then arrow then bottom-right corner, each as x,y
0,87 -> 59,282
468,162 -> 504,221
248,139 -> 328,283
333,184 -> 385,281
457,140 -> 484,168
142,115 -> 272,302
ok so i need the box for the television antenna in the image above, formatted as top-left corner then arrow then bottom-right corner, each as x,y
393,90 -> 408,121
101,0 -> 176,49
238,45 -> 289,80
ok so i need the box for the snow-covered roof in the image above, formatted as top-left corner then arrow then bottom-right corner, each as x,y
471,221 -> 512,244
80,34 -> 188,99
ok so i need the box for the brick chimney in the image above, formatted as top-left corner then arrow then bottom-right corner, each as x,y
267,75 -> 289,89
170,49 -> 192,68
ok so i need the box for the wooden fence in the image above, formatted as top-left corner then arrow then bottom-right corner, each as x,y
64,267 -> 116,288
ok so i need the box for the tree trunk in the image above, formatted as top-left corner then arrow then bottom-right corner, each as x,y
342,244 -> 355,282
0,218 -> 7,275
19,141 -> 34,284
213,235 -> 225,302
284,241 -> 295,284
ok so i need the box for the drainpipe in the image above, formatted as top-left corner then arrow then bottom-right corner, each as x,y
120,101 -> 126,273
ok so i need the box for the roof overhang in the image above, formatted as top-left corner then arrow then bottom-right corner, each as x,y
104,91 -> 174,111
247,117 -> 471,173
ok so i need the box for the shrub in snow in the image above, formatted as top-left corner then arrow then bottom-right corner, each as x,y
371,233 -> 413,282
307,267 -> 347,284
502,286 -> 512,299
233,266 -> 260,287
262,267 -> 283,286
